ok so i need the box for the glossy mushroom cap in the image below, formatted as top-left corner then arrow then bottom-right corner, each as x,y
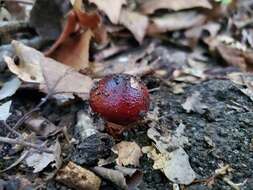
89,74 -> 150,125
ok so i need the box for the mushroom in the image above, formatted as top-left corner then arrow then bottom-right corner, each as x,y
89,74 -> 150,135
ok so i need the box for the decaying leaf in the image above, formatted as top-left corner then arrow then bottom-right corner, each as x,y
140,0 -> 212,14
5,41 -> 93,100
24,140 -> 62,173
93,166 -> 142,190
0,77 -> 21,101
45,4 -> 102,69
56,161 -> 101,190
119,9 -> 149,43
148,11 -> 206,34
145,124 -> 196,185
49,29 -> 93,70
0,101 -> 12,121
205,35 -> 253,71
112,141 -> 142,167
182,91 -> 208,114
88,0 -> 126,24
163,147 -> 196,185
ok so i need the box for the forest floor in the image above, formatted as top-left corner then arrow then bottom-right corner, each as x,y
0,0 -> 253,190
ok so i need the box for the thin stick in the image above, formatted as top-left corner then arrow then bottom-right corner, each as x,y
0,136 -> 53,153
2,121 -> 22,137
0,151 -> 29,173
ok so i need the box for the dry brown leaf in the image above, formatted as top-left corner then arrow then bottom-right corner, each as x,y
45,8 -> 102,69
147,11 -> 206,34
140,0 -> 212,14
145,125 -> 196,185
119,8 -> 149,43
56,162 -> 101,190
49,30 -> 93,70
5,41 -> 93,100
205,36 -> 253,71
113,141 -> 142,167
88,0 -> 126,24
182,91 -> 208,114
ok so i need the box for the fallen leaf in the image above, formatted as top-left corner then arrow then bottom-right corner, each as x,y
148,11 -> 206,34
119,8 -> 149,43
45,7 -> 101,69
49,30 -> 93,70
147,123 -> 189,153
113,141 -> 142,167
182,91 -> 208,114
0,77 -> 21,101
205,35 -> 253,71
163,147 -> 196,185
93,166 -> 142,190
24,140 -> 62,173
56,162 -> 101,190
29,0 -> 71,40
145,124 -> 196,185
0,101 -> 12,121
5,41 -> 93,100
140,0 -> 212,14
88,0 -> 126,24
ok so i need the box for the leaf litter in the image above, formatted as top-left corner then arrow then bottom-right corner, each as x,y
1,0 -> 253,189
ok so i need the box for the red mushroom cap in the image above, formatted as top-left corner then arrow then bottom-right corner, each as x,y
89,74 -> 150,125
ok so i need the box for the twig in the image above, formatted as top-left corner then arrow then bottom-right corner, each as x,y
0,136 -> 53,153
0,151 -> 29,173
0,20 -> 29,34
1,121 -> 21,137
